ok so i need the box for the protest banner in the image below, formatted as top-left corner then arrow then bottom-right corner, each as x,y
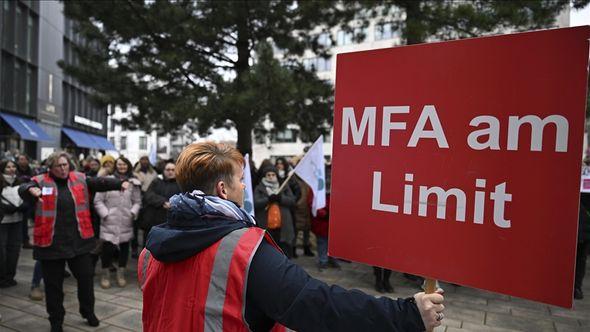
330,26 -> 590,308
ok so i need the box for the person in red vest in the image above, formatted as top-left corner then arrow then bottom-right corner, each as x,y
19,151 -> 130,332
139,142 -> 445,332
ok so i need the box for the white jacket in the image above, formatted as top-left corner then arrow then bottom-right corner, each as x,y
94,177 -> 142,244
1,184 -> 23,224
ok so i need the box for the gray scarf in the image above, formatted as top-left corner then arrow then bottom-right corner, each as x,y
261,178 -> 279,196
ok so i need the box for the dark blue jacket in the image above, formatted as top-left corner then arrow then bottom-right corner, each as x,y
146,193 -> 426,332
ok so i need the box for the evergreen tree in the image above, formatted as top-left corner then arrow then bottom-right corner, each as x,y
359,1 -> 587,45
62,0 -> 586,155
61,0 -> 350,155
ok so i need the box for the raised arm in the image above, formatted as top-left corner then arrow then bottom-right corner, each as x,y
86,176 -> 123,193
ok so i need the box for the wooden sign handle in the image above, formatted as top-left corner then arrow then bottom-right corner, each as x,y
424,278 -> 437,332
424,278 -> 437,294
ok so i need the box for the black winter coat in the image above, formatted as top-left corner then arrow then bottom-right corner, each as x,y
140,178 -> 181,230
579,193 -> 590,242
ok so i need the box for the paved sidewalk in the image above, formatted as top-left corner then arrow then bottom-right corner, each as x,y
1,247 -> 588,331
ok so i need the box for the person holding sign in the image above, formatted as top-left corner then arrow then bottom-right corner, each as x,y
139,142 -> 444,332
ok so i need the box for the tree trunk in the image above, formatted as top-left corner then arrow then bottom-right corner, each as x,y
234,1 -> 253,156
402,0 -> 425,45
236,121 -> 253,157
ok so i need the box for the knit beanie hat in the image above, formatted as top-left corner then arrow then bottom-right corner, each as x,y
100,155 -> 116,166
261,165 -> 278,177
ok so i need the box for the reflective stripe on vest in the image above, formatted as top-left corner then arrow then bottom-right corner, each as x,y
204,228 -> 248,331
139,249 -> 151,291
139,227 -> 286,332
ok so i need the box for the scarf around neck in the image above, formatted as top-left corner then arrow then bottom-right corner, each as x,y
2,174 -> 16,185
261,178 -> 279,195
184,190 -> 256,225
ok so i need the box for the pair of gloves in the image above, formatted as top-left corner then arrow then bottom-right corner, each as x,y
268,194 -> 282,203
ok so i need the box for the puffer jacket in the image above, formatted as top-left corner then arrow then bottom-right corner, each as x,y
94,176 -> 142,244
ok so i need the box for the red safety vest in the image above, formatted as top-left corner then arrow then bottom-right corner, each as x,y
33,172 -> 94,247
138,227 -> 286,332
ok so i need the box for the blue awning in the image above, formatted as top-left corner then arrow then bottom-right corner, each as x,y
0,112 -> 53,142
62,128 -> 96,149
88,133 -> 116,151
62,128 -> 115,151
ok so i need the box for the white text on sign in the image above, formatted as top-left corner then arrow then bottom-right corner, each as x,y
340,104 -> 569,229
341,105 -> 569,152
372,172 -> 512,228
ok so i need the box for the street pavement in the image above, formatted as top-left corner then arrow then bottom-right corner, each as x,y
1,246 -> 589,331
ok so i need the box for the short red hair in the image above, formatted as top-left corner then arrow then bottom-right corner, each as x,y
175,142 -> 244,194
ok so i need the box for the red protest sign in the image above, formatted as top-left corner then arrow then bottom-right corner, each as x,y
330,26 -> 590,308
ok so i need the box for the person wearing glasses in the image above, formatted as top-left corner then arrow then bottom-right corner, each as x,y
19,151 -> 130,332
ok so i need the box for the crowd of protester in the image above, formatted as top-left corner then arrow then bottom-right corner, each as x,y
0,149 -> 181,331
0,147 -> 588,329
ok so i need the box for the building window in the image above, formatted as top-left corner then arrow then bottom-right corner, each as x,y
1,54 -> 14,111
303,57 -> 331,72
317,32 -> 331,47
337,30 -> 352,46
336,27 -> 367,46
27,14 -> 34,61
375,22 -> 399,41
16,4 -> 28,59
120,136 -> 127,150
15,60 -> 26,113
25,67 -> 31,115
271,129 -> 298,143
139,136 -> 148,150
63,83 -> 70,121
48,73 -> 53,103
254,129 -> 266,144
64,39 -> 70,65
3,1 -> 15,52
76,89 -> 82,120
15,6 -> 22,54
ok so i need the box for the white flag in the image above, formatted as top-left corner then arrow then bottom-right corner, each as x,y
148,141 -> 157,165
243,153 -> 255,217
294,136 -> 326,216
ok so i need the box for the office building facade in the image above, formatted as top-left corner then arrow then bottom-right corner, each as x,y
0,0 -> 113,162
